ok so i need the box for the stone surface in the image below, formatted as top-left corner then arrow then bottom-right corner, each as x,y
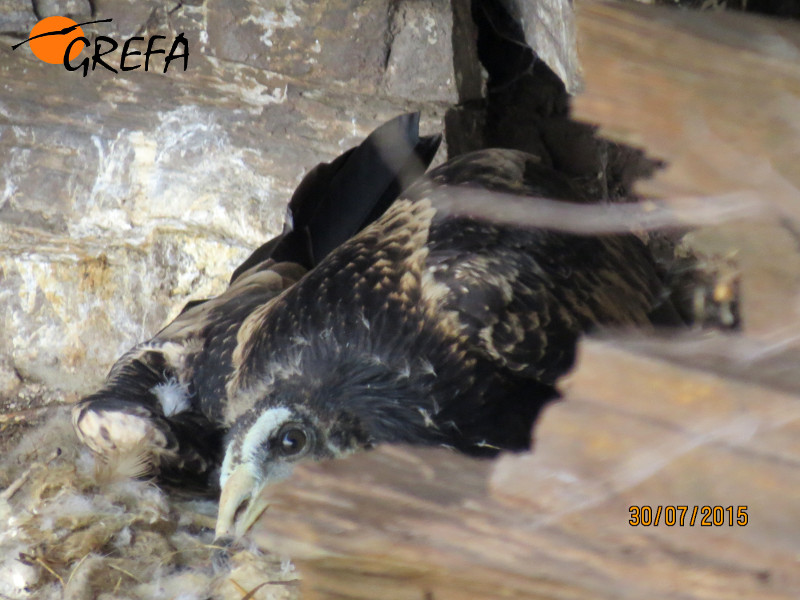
202,0 -> 482,103
0,0 -> 35,33
503,0 -> 582,93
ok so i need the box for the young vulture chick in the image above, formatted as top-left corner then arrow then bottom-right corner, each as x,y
72,114 -> 441,489
215,147 -> 680,538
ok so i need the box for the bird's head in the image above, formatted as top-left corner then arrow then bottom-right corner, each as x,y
215,395 -> 371,539
214,351 -> 442,538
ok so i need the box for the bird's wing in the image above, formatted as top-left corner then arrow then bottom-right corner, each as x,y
416,149 -> 666,384
422,228 -> 661,384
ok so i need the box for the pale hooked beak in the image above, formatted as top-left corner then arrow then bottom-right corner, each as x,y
215,465 -> 270,539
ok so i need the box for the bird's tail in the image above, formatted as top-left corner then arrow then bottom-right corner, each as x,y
230,113 -> 441,283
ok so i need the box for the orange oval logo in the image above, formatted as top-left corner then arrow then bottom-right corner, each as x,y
28,16 -> 85,64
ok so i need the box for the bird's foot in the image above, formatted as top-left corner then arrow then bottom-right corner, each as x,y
72,401 -> 172,458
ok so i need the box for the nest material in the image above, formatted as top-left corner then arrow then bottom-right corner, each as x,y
0,407 -> 299,600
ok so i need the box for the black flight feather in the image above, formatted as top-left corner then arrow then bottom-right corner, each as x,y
230,113 -> 441,282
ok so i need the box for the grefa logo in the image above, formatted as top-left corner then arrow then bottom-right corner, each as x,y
11,16 -> 189,76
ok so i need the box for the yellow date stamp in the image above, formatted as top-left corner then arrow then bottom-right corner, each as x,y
629,505 -> 748,526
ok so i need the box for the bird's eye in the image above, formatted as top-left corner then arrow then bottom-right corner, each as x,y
278,426 -> 308,456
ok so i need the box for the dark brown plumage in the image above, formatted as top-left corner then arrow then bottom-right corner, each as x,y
71,115 -> 679,538
214,147 -> 679,537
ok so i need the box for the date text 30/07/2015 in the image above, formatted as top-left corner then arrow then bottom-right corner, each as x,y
629,505 -> 748,526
